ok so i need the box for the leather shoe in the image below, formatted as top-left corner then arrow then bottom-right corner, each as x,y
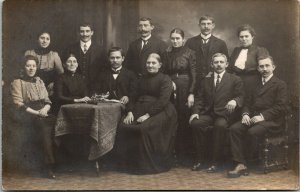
191,162 -> 203,171
206,165 -> 218,173
227,164 -> 249,178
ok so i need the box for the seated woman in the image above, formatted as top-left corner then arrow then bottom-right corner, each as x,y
10,55 -> 56,179
55,53 -> 91,106
25,31 -> 64,97
114,53 -> 178,174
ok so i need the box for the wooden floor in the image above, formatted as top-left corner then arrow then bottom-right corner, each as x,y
3,166 -> 299,190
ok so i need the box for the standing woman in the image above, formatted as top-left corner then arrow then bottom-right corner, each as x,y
114,53 -> 178,174
229,24 -> 269,95
11,55 -> 56,179
162,28 -> 197,165
25,31 -> 64,97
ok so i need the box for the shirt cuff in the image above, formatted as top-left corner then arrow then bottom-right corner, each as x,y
260,113 -> 265,121
242,112 -> 249,117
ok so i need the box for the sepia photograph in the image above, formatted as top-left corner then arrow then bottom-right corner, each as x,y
2,0 -> 299,190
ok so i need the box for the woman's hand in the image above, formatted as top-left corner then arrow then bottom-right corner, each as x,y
187,94 -> 194,108
120,96 -> 129,104
38,104 -> 51,117
74,96 -> 91,103
123,112 -> 134,124
137,113 -> 150,123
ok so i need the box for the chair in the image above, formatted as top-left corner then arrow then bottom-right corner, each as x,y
258,114 -> 292,173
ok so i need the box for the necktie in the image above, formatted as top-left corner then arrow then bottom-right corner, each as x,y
83,44 -> 87,53
215,74 -> 220,90
141,40 -> 147,50
262,78 -> 266,85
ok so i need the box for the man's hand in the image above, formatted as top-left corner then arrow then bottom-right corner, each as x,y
187,94 -> 194,108
189,114 -> 199,124
75,96 -> 91,103
120,96 -> 129,104
137,113 -> 150,123
241,114 -> 252,126
250,115 -> 264,124
225,100 -> 237,114
123,112 -> 134,124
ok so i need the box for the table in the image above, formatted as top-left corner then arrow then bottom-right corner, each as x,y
54,102 -> 124,160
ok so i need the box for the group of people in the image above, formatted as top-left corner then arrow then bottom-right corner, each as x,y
10,15 -> 288,179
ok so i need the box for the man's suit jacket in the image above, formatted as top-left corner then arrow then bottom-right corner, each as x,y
94,67 -> 137,101
185,35 -> 229,80
65,41 -> 107,92
192,71 -> 244,120
124,36 -> 167,76
243,75 -> 288,127
229,45 -> 269,74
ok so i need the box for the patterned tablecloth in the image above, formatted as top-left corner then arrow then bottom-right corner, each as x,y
54,103 -> 124,160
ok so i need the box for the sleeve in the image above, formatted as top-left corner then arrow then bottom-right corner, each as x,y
53,52 -> 64,74
10,79 -> 27,110
161,51 -> 169,74
188,50 -> 197,94
191,79 -> 205,114
256,47 -> 270,60
123,43 -> 134,72
125,71 -> 138,112
38,78 -> 52,105
261,81 -> 288,120
228,47 -> 238,73
220,40 -> 229,61
55,75 -> 75,104
146,76 -> 173,116
232,76 -> 245,108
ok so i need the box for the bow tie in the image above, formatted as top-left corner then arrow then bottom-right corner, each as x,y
111,69 -> 120,74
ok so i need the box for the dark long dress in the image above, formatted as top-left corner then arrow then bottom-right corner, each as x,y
115,72 -> 178,174
162,46 -> 196,164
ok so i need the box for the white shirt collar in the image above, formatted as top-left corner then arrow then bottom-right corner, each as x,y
263,74 -> 273,83
112,66 -> 122,72
141,34 -> 151,41
200,33 -> 212,40
214,70 -> 226,79
80,40 -> 92,50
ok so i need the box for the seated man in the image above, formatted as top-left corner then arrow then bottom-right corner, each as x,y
227,55 -> 288,178
94,47 -> 137,105
189,53 -> 244,173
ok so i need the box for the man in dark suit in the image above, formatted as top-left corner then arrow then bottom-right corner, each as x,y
65,22 -> 107,93
227,56 -> 288,178
95,47 -> 137,105
189,53 -> 244,173
185,15 -> 229,81
124,17 -> 167,77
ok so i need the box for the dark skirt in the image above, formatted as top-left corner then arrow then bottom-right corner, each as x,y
114,95 -> 178,174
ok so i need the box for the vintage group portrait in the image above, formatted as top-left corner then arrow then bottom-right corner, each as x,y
2,0 -> 299,190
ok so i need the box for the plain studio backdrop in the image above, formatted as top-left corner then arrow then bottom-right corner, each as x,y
2,0 -> 299,174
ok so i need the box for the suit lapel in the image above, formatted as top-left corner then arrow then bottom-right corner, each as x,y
257,76 -> 276,96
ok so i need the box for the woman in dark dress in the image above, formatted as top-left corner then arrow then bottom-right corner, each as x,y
115,53 -> 178,174
229,24 -> 269,95
55,53 -> 91,106
162,28 -> 197,165
11,55 -> 56,179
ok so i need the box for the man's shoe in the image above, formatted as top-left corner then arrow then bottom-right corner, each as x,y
191,162 -> 203,171
206,165 -> 218,173
227,164 -> 249,178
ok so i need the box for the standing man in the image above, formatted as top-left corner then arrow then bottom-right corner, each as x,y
227,56 -> 288,178
94,47 -> 137,105
65,22 -> 107,93
186,15 -> 229,81
189,53 -> 244,173
124,17 -> 167,77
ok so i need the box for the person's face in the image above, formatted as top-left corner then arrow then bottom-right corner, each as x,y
239,30 -> 254,47
138,20 -> 154,38
257,58 -> 275,78
38,33 -> 50,48
65,56 -> 78,73
211,56 -> 228,74
25,60 -> 37,77
146,56 -> 161,74
80,26 -> 94,43
170,33 -> 184,48
109,51 -> 124,69
199,19 -> 215,35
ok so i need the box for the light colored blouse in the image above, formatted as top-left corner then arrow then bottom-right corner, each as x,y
11,77 -> 51,110
24,50 -> 64,73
